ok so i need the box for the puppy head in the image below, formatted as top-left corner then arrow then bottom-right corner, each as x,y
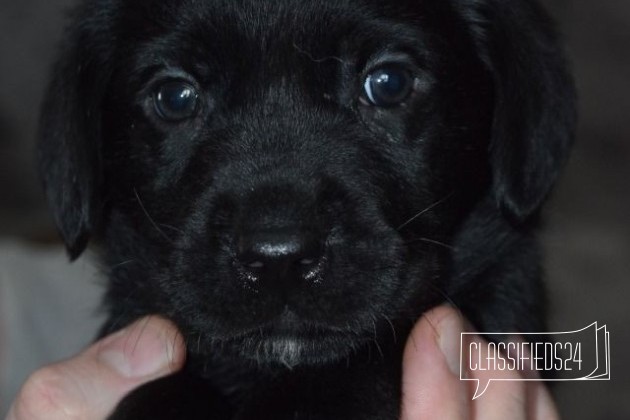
39,0 -> 574,367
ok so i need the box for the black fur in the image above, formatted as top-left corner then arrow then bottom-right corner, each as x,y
38,0 -> 575,418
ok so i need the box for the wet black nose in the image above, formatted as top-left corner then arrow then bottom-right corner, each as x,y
236,230 -> 324,290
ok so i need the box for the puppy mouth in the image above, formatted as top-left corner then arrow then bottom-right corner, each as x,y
232,307 -> 352,342
214,307 -> 366,367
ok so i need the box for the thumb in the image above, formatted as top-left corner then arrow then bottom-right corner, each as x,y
7,316 -> 186,420
400,305 -> 470,420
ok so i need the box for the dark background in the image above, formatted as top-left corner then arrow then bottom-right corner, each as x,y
1,0 -> 628,418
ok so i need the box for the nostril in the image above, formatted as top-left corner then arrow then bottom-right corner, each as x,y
298,258 -> 316,266
246,261 -> 265,269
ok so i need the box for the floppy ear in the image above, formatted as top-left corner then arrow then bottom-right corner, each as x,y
38,9 -> 113,259
460,0 -> 577,220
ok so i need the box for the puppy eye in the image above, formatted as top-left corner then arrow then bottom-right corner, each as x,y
153,81 -> 199,121
363,66 -> 414,107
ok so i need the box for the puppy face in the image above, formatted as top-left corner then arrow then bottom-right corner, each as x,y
39,0 -> 575,368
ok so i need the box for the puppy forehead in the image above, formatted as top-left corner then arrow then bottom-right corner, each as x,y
125,0 -> 413,29
120,0 -> 429,71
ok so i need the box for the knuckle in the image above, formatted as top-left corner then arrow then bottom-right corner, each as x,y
13,366 -> 84,420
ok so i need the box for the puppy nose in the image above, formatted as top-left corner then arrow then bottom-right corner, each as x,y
236,231 -> 324,289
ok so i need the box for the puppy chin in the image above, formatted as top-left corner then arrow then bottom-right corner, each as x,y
200,314 -> 366,368
234,333 -> 362,368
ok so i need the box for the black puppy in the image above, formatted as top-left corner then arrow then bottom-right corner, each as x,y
38,0 -> 575,418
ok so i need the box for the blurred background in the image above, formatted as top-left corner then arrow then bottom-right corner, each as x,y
0,0 -> 628,418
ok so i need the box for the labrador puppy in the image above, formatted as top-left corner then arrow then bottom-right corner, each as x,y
38,0 -> 576,418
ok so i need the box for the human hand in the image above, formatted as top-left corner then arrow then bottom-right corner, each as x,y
6,317 -> 185,420
401,305 -> 559,419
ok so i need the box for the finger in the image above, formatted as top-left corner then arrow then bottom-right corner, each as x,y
401,305 -> 470,420
528,381 -> 560,420
6,316 -> 185,420
469,337 -> 559,420
468,335 -> 528,420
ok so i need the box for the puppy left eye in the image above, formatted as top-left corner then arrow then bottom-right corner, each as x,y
363,66 -> 414,107
153,81 -> 199,121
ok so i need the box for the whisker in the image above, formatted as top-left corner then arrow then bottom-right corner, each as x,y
396,192 -> 455,232
372,339 -> 385,360
167,329 -> 184,368
341,264 -> 402,283
423,277 -> 463,315
131,315 -> 153,355
380,313 -> 398,344
369,314 -> 386,360
404,237 -> 456,251
105,259 -> 136,272
371,315 -> 378,341
159,223 -> 185,235
134,188 -> 173,243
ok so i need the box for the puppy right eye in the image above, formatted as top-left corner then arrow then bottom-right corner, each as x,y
362,66 -> 414,108
153,81 -> 199,121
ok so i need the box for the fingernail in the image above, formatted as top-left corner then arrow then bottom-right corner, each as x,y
437,314 -> 464,376
98,318 -> 174,378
